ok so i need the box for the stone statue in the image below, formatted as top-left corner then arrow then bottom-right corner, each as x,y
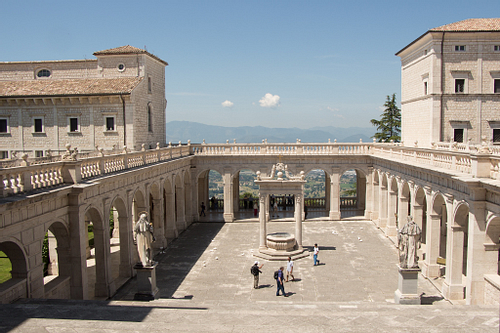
397,216 -> 422,269
134,213 -> 155,267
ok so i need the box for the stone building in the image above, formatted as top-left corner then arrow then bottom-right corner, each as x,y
0,45 -> 168,158
397,18 -> 500,148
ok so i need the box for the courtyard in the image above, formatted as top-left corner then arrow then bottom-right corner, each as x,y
1,220 -> 498,332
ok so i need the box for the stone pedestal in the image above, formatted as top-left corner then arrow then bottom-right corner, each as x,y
394,266 -> 421,305
134,262 -> 159,301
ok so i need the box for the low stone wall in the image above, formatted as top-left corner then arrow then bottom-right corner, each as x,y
484,274 -> 500,306
0,278 -> 27,304
44,276 -> 71,300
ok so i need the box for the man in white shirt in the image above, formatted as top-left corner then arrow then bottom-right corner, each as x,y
286,257 -> 295,282
313,244 -> 320,266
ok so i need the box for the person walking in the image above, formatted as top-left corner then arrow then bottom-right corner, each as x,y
251,261 -> 263,289
275,266 -> 287,296
200,202 -> 206,217
253,202 -> 258,217
286,257 -> 295,282
313,243 -> 320,266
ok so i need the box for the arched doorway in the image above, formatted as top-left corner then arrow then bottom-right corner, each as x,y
236,169 -> 259,219
0,241 -> 28,303
164,178 -> 177,241
197,169 -> 224,221
425,193 -> 448,278
340,169 -> 367,219
305,169 -> 327,219
43,221 -> 71,299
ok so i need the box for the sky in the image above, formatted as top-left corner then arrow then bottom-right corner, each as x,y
1,1 -> 500,129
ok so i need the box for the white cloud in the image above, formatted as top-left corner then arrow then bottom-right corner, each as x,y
221,100 -> 234,108
259,93 -> 280,108
325,106 -> 344,119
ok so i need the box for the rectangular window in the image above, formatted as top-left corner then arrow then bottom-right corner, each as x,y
69,117 -> 79,132
455,45 -> 466,52
455,79 -> 465,93
35,150 -> 44,158
495,79 -> 500,93
494,45 -> 500,51
0,118 -> 8,133
0,151 -> 8,159
106,116 -> 115,131
424,81 -> 428,95
494,129 -> 500,143
454,128 -> 464,143
148,76 -> 152,93
34,118 -> 43,133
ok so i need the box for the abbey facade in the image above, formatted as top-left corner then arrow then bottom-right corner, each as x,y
1,20 -> 500,307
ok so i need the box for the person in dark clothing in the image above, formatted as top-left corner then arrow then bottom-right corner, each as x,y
276,266 -> 287,296
251,261 -> 263,289
200,202 -> 206,217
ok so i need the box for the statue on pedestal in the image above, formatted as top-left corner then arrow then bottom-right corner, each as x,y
397,216 -> 422,269
134,213 -> 155,267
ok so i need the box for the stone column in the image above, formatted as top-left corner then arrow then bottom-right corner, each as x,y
371,171 -> 379,222
295,193 -> 303,248
378,180 -> 388,229
175,185 -> 186,231
259,194 -> 267,250
190,176 -> 198,223
364,167 -> 374,220
93,214 -> 115,298
47,230 -> 59,275
398,196 -> 409,231
165,192 -> 177,241
386,180 -> 397,236
329,168 -> 341,220
443,225 -> 465,300
118,216 -> 133,278
152,198 -> 166,249
265,194 -> 270,222
223,171 -> 234,222
424,213 -> 442,278
325,174 -> 331,212
68,190 -> 88,299
233,173 -> 240,213
465,199 -> 487,305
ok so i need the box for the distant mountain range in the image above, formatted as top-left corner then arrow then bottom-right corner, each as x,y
166,121 -> 376,144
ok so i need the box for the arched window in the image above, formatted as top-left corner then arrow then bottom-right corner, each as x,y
37,69 -> 51,78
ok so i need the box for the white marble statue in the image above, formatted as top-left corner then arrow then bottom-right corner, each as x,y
134,213 -> 154,267
397,216 -> 422,269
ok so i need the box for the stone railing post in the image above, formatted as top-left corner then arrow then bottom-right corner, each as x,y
98,148 -> 105,175
179,141 -> 182,157
61,161 -> 82,184
19,154 -> 33,192
168,142 -> 173,159
141,144 -> 147,165
225,140 -> 231,154
471,154 -> 492,178
187,140 -> 191,155
156,142 -> 161,161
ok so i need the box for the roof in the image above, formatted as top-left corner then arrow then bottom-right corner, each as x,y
0,77 -> 143,98
430,18 -> 500,32
396,18 -> 500,56
93,45 -> 168,66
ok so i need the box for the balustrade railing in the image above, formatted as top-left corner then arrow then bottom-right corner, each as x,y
2,140 -> 500,198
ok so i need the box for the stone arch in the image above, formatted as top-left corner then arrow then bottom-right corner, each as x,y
372,170 -> 380,221
398,180 -> 412,229
304,168 -> 327,217
197,168 -> 223,215
485,214 -> 500,276
84,206 -> 112,299
428,192 -> 448,278
378,172 -> 389,229
107,195 -> 133,290
234,167 -> 259,215
385,175 -> 399,236
339,167 -> 367,219
0,239 -> 28,303
43,221 -> 71,299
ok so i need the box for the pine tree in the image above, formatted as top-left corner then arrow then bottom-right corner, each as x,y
370,94 -> 401,142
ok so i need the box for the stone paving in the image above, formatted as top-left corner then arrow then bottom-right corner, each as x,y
1,220 -> 499,332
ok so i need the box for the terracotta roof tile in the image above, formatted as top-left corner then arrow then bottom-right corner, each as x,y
0,77 -> 143,98
93,45 -> 168,66
430,18 -> 500,32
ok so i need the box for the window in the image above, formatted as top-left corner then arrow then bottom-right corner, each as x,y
148,76 -> 152,93
34,117 -> 43,133
105,116 -> 115,131
117,63 -> 125,72
0,151 -> 8,159
455,45 -> 466,52
69,117 -> 79,132
0,118 -> 8,133
147,104 -> 153,132
37,69 -> 51,78
35,150 -> 44,158
494,129 -> 500,143
495,79 -> 500,93
454,128 -> 464,143
424,81 -> 428,95
455,79 -> 465,93
494,45 -> 500,52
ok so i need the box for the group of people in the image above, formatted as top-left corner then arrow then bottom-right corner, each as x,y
251,244 -> 320,297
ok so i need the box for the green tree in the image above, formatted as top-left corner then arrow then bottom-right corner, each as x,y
370,94 -> 401,142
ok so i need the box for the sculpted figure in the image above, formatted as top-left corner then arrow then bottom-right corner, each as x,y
134,213 -> 155,267
397,216 -> 422,269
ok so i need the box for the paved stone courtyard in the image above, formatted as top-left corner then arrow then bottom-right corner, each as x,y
1,220 -> 499,332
